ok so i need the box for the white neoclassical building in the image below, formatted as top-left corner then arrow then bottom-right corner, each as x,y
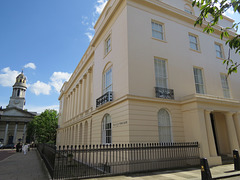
0,72 -> 36,145
57,0 -> 240,166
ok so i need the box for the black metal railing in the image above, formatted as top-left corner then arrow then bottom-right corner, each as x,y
47,142 -> 199,179
37,144 -> 56,179
155,87 -> 174,99
96,91 -> 113,108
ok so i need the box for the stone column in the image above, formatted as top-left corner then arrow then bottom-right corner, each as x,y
78,81 -> 82,114
13,123 -> 18,144
22,123 -> 27,144
89,67 -> 93,110
81,76 -> 86,113
70,92 -> 73,119
196,109 -> 211,158
225,112 -> 239,151
234,113 -> 240,146
63,95 -> 67,123
86,68 -> 92,110
85,73 -> 89,111
75,85 -> 79,116
67,96 -> 70,121
73,89 -> 76,118
3,123 -> 9,145
204,110 -> 218,157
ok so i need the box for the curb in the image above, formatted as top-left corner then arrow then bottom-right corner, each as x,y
214,173 -> 240,179
35,148 -> 52,180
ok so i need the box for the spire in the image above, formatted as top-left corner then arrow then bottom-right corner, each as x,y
7,72 -> 27,110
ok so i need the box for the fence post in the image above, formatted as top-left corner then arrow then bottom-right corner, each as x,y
233,149 -> 240,171
200,158 -> 212,180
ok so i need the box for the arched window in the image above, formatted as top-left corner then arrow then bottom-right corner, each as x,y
102,114 -> 112,144
158,109 -> 172,142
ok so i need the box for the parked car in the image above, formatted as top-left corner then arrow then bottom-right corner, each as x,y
0,143 -> 3,149
2,144 -> 15,149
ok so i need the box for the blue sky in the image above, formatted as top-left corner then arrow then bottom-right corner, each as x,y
0,0 -> 239,113
0,0 -> 108,113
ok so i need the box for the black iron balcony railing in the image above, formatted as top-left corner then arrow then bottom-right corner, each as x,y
155,87 -> 174,99
96,91 -> 113,108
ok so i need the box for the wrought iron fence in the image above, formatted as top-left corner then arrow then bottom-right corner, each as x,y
40,142 -> 199,179
37,144 -> 56,179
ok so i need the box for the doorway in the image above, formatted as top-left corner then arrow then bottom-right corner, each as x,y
210,113 -> 219,155
8,135 -> 13,144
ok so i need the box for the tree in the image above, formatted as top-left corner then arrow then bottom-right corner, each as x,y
27,109 -> 58,144
192,0 -> 240,74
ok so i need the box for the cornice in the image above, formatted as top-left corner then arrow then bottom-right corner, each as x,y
181,93 -> 240,107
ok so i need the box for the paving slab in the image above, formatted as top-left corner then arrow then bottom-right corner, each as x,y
0,148 -> 49,180
88,164 -> 240,180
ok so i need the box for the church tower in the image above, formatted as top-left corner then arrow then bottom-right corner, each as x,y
8,71 -> 27,110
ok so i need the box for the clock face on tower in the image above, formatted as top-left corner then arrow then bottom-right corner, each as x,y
14,100 -> 20,104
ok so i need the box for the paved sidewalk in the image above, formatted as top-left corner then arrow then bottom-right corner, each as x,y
0,148 -> 49,180
1,148 -> 240,180
89,164 -> 240,180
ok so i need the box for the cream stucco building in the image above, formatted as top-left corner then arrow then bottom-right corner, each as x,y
57,0 -> 240,166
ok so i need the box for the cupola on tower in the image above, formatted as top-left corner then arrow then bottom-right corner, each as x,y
8,71 -> 27,110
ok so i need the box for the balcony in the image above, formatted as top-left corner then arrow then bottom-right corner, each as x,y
96,91 -> 113,108
155,87 -> 174,100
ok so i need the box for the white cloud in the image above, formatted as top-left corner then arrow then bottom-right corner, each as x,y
26,104 -> 59,114
81,16 -> 89,26
95,0 -> 108,15
24,63 -> 36,70
83,0 -> 108,41
29,81 -> 51,95
0,67 -> 20,87
50,72 -> 72,93
85,32 -> 94,41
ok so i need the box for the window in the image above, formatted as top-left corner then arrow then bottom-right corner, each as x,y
154,58 -> 168,88
193,68 -> 205,94
102,114 -> 112,144
220,74 -> 230,98
105,35 -> 111,55
152,21 -> 164,40
103,67 -> 112,94
215,43 -> 223,59
189,34 -> 199,51
158,109 -> 172,143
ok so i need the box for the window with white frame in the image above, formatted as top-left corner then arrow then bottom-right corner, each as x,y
220,74 -> 230,98
102,114 -> 112,144
103,67 -> 112,94
152,21 -> 164,40
193,67 -> 205,94
215,43 -> 224,59
154,58 -> 168,88
189,34 -> 199,51
105,35 -> 111,55
158,109 -> 172,143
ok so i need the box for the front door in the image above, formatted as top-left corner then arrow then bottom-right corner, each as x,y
8,135 -> 13,144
